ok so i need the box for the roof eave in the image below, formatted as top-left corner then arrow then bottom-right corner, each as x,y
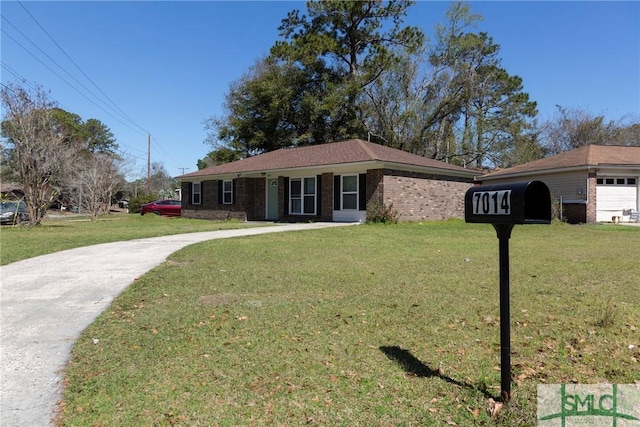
480,165 -> 589,181
480,163 -> 640,181
178,160 -> 477,181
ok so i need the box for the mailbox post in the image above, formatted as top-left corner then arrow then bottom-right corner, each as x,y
464,181 -> 551,402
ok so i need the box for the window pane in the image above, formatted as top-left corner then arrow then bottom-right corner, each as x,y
291,199 -> 301,214
303,196 -> 315,214
617,178 -> 625,185
597,178 -> 603,184
628,178 -> 636,185
223,180 -> 232,191
223,193 -> 232,204
291,179 -> 301,197
343,194 -> 357,210
343,175 -> 357,192
605,178 -> 614,184
304,177 -> 316,195
192,183 -> 201,205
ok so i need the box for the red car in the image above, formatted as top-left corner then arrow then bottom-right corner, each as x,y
140,199 -> 181,216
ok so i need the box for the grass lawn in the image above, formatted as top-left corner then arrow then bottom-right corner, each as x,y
58,221 -> 639,426
0,213 -> 260,265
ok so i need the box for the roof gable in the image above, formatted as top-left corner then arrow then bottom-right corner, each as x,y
482,145 -> 640,179
180,139 -> 475,179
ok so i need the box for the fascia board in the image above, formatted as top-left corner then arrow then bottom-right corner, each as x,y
382,161 -> 477,178
480,166 -> 589,181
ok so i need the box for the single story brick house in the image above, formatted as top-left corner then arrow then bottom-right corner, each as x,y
177,139 -> 477,222
477,145 -> 640,223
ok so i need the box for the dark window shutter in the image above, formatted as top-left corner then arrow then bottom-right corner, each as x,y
316,175 -> 322,214
283,177 -> 289,214
200,181 -> 204,204
232,179 -> 236,205
334,175 -> 340,210
217,180 -> 223,205
359,173 -> 367,211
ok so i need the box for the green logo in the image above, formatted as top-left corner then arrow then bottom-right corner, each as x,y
538,384 -> 640,426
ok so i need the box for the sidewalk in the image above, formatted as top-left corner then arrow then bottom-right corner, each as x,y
0,222 -> 353,426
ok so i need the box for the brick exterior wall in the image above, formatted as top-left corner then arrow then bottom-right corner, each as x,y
586,173 -> 597,223
181,178 -> 265,221
367,169 -> 384,205
381,170 -> 473,221
182,169 -> 473,222
562,203 -> 587,224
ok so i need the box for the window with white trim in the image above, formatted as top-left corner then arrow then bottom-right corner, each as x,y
290,177 -> 316,214
341,175 -> 358,210
192,182 -> 201,205
222,180 -> 233,204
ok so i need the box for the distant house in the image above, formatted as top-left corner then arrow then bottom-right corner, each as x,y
177,139 -> 477,222
477,145 -> 640,223
0,183 -> 24,201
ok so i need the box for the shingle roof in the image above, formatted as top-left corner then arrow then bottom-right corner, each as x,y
482,145 -> 640,179
179,139 -> 476,179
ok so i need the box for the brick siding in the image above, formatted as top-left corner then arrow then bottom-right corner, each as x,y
562,203 -> 587,224
586,173 -> 597,223
182,169 -> 473,222
381,170 -> 473,221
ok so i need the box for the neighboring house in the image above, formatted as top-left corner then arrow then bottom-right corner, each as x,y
477,145 -> 640,223
177,139 -> 477,222
0,183 -> 24,201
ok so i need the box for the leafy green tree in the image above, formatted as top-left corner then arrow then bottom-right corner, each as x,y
424,1 -> 539,168
84,118 -> 117,154
49,108 -> 117,154
198,146 -> 242,169
204,0 -> 425,159
204,57 -> 325,158
272,0 -> 424,142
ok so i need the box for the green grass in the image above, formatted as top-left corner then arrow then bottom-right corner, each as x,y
57,220 -> 640,426
0,213 -> 260,265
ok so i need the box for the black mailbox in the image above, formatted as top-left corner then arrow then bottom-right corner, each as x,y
465,180 -> 551,225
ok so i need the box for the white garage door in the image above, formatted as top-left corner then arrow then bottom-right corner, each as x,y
596,177 -> 638,222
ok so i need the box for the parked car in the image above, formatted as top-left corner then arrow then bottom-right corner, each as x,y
0,200 -> 29,225
140,199 -> 181,217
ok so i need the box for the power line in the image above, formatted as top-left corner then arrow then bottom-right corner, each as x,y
1,32 -> 146,137
2,15 -> 144,134
5,2 -> 182,179
16,0 -> 149,136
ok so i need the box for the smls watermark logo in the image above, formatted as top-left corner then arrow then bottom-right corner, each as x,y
538,384 -> 640,426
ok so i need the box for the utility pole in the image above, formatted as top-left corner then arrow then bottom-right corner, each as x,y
178,167 -> 189,175
146,133 -> 151,196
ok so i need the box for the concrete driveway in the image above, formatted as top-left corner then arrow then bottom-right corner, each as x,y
0,222 -> 353,426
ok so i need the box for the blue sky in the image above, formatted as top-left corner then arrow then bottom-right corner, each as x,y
2,1 -> 638,180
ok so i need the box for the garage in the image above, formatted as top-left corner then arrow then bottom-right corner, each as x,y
477,145 -> 640,224
596,177 -> 638,222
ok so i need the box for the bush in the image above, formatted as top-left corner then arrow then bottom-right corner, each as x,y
128,195 -> 158,214
366,201 -> 399,224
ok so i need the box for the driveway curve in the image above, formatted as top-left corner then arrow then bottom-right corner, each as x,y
0,222 -> 353,426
